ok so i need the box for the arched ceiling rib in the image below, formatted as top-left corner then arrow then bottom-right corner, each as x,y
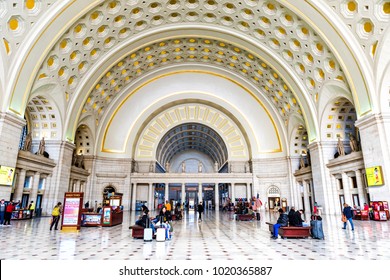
81,37 -> 305,128
319,1 -> 390,63
30,0 -> 351,138
156,123 -> 228,167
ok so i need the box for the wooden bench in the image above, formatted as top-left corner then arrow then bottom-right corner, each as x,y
279,226 -> 311,238
129,225 -> 144,239
266,222 -> 311,238
236,214 -> 255,221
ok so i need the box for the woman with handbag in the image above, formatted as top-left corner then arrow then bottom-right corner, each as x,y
342,203 -> 354,231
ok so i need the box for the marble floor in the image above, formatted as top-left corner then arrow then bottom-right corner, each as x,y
0,210 -> 389,260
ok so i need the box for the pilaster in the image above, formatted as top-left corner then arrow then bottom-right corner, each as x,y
355,113 -> 390,202
0,112 -> 25,199
308,141 -> 336,214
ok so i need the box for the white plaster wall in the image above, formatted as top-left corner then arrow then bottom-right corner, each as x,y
0,113 -> 25,199
252,157 -> 291,206
86,156 -> 132,211
234,184 -> 247,199
136,184 -> 148,202
170,150 -> 214,173
99,72 -> 283,158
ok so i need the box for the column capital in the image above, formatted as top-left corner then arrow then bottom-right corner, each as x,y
355,112 -> 390,130
0,112 -> 26,128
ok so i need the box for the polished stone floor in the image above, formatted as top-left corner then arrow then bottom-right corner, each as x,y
0,210 -> 389,260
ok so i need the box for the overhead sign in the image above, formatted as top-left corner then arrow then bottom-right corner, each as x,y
0,166 -> 15,186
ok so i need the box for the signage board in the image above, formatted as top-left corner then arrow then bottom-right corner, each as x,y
366,166 -> 384,186
0,165 -> 15,186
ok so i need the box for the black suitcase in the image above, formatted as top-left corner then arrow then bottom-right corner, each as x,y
310,219 -> 324,239
256,212 -> 261,221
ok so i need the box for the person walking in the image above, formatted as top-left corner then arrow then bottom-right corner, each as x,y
197,201 -> 204,222
50,202 -> 62,230
342,203 -> 355,231
0,199 -> 6,226
28,201 -> 35,217
4,200 -> 14,226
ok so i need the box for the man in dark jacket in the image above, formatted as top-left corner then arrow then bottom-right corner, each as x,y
288,207 -> 296,226
272,208 -> 289,239
342,203 -> 355,231
197,201 -> 204,222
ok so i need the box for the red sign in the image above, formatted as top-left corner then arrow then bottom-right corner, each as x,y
62,192 -> 83,230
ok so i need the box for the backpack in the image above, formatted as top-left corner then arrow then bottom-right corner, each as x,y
52,206 -> 60,216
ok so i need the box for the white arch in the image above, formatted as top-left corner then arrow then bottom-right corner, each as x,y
377,25 -> 390,113
134,103 -> 249,161
97,72 -> 285,159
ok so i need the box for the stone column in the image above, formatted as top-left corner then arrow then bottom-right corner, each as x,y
342,172 -> 352,205
75,180 -> 81,192
181,183 -> 185,206
14,169 -> 26,203
30,172 -> 40,206
330,175 -> 340,213
46,141 -> 75,208
148,183 -> 153,210
308,141 -> 337,214
231,183 -> 235,204
355,169 -> 366,206
68,178 -> 74,192
80,181 -> 85,193
355,113 -> 390,202
214,182 -> 219,211
303,180 -> 311,214
42,175 -> 52,215
288,156 -> 300,209
198,183 -> 202,202
164,183 -> 169,202
131,183 -> 137,211
0,112 -> 26,199
246,182 -> 251,200
295,180 -> 303,210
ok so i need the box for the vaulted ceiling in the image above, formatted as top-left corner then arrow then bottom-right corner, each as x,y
1,0 -> 389,158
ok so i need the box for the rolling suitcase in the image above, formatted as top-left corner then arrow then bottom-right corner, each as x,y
143,228 -> 153,242
310,218 -> 324,240
156,227 -> 166,242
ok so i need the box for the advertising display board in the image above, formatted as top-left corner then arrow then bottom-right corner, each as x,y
366,166 -> 384,186
103,207 -> 111,224
0,165 -> 15,186
62,192 -> 83,231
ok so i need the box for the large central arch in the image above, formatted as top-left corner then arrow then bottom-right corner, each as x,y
156,123 -> 228,168
97,72 -> 284,159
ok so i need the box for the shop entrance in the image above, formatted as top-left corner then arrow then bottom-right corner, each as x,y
268,197 -> 280,211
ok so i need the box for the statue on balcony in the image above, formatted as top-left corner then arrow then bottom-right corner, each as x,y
37,137 -> 45,155
337,137 -> 345,156
198,161 -> 203,173
76,154 -> 85,169
214,161 -> 219,172
23,132 -> 32,152
349,134 -> 359,152
165,162 -> 170,173
181,161 -> 186,173
299,155 -> 305,169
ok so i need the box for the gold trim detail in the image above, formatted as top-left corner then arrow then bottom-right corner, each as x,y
102,70 -> 283,154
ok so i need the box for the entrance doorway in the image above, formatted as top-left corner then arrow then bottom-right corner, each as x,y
268,197 -> 281,211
